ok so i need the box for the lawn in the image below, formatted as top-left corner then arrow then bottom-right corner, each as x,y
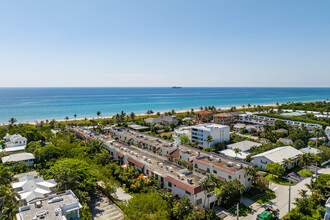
245,187 -> 276,204
297,169 -> 314,177
264,174 -> 294,186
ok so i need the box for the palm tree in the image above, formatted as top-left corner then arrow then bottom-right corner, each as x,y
313,127 -> 321,148
204,135 -> 214,148
8,118 -> 17,125
233,148 -> 241,160
74,114 -> 77,121
244,165 -> 259,186
0,185 -> 19,219
130,112 -> 135,121
65,116 -> 69,122
97,111 -> 101,119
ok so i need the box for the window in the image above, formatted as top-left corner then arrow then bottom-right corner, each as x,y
248,178 -> 251,181
213,170 -> 217,174
239,175 -> 241,179
185,191 -> 191,195
206,168 -> 210,173
196,199 -> 202,206
168,182 -> 172,188
228,175 -> 232,180
194,164 -> 198,168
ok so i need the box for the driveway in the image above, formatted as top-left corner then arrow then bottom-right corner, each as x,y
235,167 -> 330,220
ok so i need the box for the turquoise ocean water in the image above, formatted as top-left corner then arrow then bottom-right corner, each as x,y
0,87 -> 329,124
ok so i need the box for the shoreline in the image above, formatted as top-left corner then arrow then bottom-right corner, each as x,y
4,103 -> 281,126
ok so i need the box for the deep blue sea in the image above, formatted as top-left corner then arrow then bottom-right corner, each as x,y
0,87 -> 330,124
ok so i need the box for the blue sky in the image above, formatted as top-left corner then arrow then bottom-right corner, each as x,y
1,0 -> 330,87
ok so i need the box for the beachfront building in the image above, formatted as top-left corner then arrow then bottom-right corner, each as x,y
326,126 -> 330,146
252,146 -> 303,170
173,126 -> 191,143
144,116 -> 178,126
219,141 -> 261,161
193,156 -> 252,188
2,133 -> 27,152
213,113 -> 234,125
12,175 -> 57,206
190,124 -> 230,148
1,152 -> 35,166
16,190 -> 82,220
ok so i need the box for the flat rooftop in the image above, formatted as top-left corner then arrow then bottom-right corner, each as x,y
190,123 -> 229,131
195,155 -> 245,173
17,190 -> 81,220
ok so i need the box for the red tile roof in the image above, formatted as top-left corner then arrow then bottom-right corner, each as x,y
217,176 -> 227,182
116,151 -> 124,158
169,149 -> 181,160
195,110 -> 212,115
165,176 -> 203,195
214,113 -> 233,117
213,165 -> 235,175
127,157 -> 145,169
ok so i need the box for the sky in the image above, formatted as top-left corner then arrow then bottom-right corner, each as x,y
1,0 -> 330,87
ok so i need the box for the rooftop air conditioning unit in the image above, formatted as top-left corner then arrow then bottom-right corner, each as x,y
148,159 -> 152,163
169,167 -> 173,172
123,148 -> 127,152
209,156 -> 213,161
236,164 -> 242,169
215,158 -> 221,162
226,162 -> 233,167
130,151 -> 134,155
187,178 -> 193,184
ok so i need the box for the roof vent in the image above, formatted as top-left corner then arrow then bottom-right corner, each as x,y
236,164 -> 242,169
147,159 -> 152,163
226,162 -> 233,167
215,158 -> 221,162
187,178 -> 193,184
209,156 -> 213,161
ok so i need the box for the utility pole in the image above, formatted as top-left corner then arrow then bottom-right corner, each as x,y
315,162 -> 318,179
288,180 -> 291,212
237,203 -> 239,220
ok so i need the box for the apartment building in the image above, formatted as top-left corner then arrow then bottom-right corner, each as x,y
193,156 -> 252,188
213,113 -> 234,125
75,127 -> 217,209
189,124 -> 230,148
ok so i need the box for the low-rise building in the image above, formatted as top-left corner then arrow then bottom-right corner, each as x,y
213,113 -> 234,125
219,141 -> 261,161
326,126 -> 330,146
144,116 -> 178,126
193,156 -> 251,187
16,190 -> 82,220
1,152 -> 35,166
252,146 -> 303,170
300,146 -> 321,155
12,175 -> 57,206
2,133 -> 27,152
277,138 -> 293,145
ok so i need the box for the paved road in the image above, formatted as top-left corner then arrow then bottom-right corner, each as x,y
235,167 -> 330,220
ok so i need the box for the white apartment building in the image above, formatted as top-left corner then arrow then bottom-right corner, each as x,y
189,124 -> 230,148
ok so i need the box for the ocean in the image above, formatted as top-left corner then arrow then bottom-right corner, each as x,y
0,87 -> 329,124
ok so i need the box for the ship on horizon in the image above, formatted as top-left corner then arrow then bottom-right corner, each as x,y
172,86 -> 182,89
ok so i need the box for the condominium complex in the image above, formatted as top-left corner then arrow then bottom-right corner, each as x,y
74,126 -> 251,209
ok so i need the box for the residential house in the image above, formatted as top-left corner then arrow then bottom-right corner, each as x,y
277,138 -> 293,145
2,133 -> 27,152
300,146 -> 321,155
1,152 -> 35,166
252,146 -> 303,170
219,141 -> 261,160
12,175 -> 57,206
16,190 -> 82,220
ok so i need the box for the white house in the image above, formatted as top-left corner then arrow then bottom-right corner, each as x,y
219,141 -> 261,160
3,133 -> 27,152
326,126 -> 330,146
1,152 -> 35,166
252,146 -> 303,170
177,123 -> 230,148
300,146 -> 321,155
12,175 -> 57,205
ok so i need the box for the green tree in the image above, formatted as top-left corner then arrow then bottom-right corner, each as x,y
233,148 -> 241,160
215,179 -> 245,207
265,163 -> 285,177
8,118 -> 17,126
122,192 -> 170,220
179,135 -> 190,145
74,114 -> 77,121
130,112 -> 135,121
204,135 -> 214,148
97,111 -> 101,119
